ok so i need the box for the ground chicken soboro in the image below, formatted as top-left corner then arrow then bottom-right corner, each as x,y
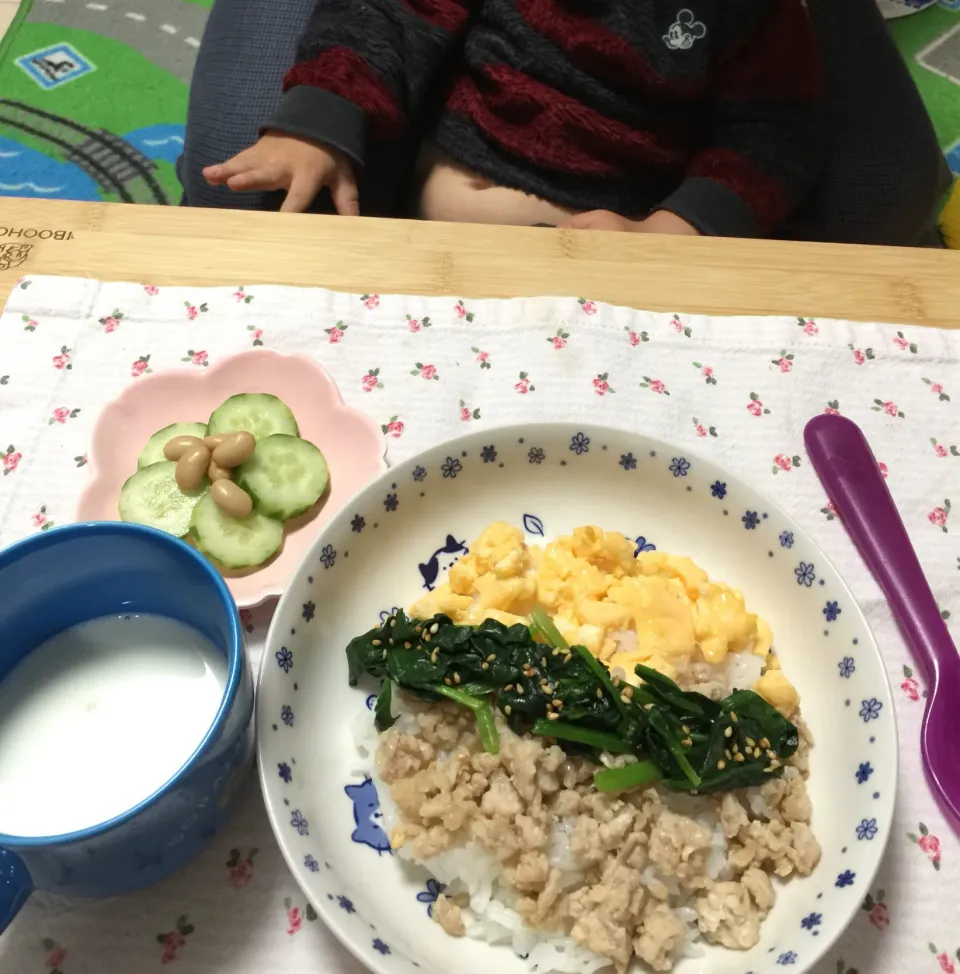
377,697 -> 819,973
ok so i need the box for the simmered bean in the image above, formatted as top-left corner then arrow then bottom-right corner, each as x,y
203,433 -> 230,449
163,435 -> 204,461
210,479 -> 253,518
207,460 -> 233,482
212,431 -> 256,468
175,444 -> 211,491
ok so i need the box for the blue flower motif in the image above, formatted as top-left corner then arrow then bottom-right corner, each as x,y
634,536 -> 656,555
290,809 -> 309,836
378,607 -> 400,625
823,601 -> 841,622
351,514 -> 365,533
620,452 -> 637,471
710,480 -> 727,499
337,895 -> 355,914
319,544 -> 336,568
777,951 -> 797,966
801,912 -> 822,930
856,818 -> 878,841
856,761 -> 874,784
528,447 -> 545,464
412,465 -> 426,482
278,762 -> 292,783
481,445 -> 497,463
365,694 -> 377,711
441,457 -> 462,478
742,510 -> 760,530
416,878 -> 447,916
372,939 -> 390,955
384,493 -> 398,512
304,855 -> 319,872
570,432 -> 591,455
794,562 -> 816,587
523,514 -> 545,536
281,705 -> 294,727
275,647 -> 294,673
859,698 -> 882,722
838,656 -> 855,678
835,869 -> 855,888
302,600 -> 316,621
669,457 -> 690,477
779,531 -> 795,549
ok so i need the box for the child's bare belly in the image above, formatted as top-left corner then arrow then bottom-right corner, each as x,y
415,145 -> 578,226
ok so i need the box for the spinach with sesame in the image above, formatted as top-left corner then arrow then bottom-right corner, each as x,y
345,609 -> 798,794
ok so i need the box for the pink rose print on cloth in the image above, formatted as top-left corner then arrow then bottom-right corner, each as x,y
459,399 -> 481,421
928,946 -> 960,974
411,362 -> 439,380
184,301 -> 208,320
454,299 -> 475,321
821,499 -> 840,521
52,345 -> 72,370
878,461 -> 888,478
239,608 -> 255,634
131,354 -> 152,378
49,407 -> 80,425
233,286 -> 254,304
625,327 -> 649,346
772,453 -> 802,475
182,350 -> 209,367
226,847 -> 258,888
515,371 -> 535,394
98,309 -> 124,333
156,915 -> 194,963
592,372 -> 615,396
931,438 -> 959,458
143,284 -> 159,296
824,400 -> 840,415
900,665 -> 924,701
928,500 -> 951,533
74,454 -> 87,468
324,321 -> 348,344
547,328 -> 569,349
4,445 -> 22,476
283,897 -> 318,935
923,377 -> 951,402
893,329 -> 918,353
21,314 -> 37,331
861,889 -> 890,930
406,314 -> 431,332
471,347 -> 491,369
41,938 -> 67,973
670,314 -> 691,337
362,368 -> 383,392
578,298 -> 597,315
771,350 -> 795,373
639,376 -> 669,395
797,316 -> 819,335
247,325 -> 264,347
872,398 -> 905,418
693,362 -> 716,385
381,416 -> 404,438
908,822 -> 943,870
747,392 -> 770,416
692,417 -> 717,438
849,344 -> 875,365
361,293 -> 380,310
32,505 -> 54,531
16,275 -> 31,290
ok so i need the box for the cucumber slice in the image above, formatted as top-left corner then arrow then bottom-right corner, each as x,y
207,394 -> 298,441
189,493 -> 284,569
118,461 -> 209,537
236,434 -> 329,520
137,422 -> 209,469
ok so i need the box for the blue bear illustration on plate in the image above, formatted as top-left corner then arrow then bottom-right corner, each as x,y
418,534 -> 469,591
345,778 -> 391,854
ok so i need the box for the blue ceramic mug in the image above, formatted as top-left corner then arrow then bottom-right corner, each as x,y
0,522 -> 254,932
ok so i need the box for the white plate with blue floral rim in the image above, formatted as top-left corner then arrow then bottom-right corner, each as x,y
256,423 -> 897,974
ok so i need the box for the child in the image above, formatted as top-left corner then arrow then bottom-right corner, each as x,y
202,1 -> 824,237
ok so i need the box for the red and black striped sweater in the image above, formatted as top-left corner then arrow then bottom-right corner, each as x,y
266,0 -> 824,237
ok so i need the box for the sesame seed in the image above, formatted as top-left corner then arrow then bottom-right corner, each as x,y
516,685 -> 524,695
444,678 -> 452,686
504,705 -> 512,715
621,686 -> 634,700
382,650 -> 388,660
766,749 -> 777,759
544,686 -> 554,696
620,693 -> 631,704
423,633 -> 431,643
505,684 -> 514,692
390,619 -> 396,627
730,711 -> 738,722
734,753 -> 745,763
547,712 -> 560,721
769,758 -> 780,769
612,677 -> 621,687
372,640 -> 382,647
453,673 -> 461,685
763,765 -> 777,773
404,642 -> 412,650
724,749 -> 732,760
481,662 -> 489,671
759,737 -> 770,749
553,648 -> 562,657
745,737 -> 756,748
563,654 -> 572,664
724,726 -> 733,738
541,656 -> 547,667
644,703 -> 655,711
732,743 -> 740,754
753,747 -> 761,758
717,759 -> 726,770
554,700 -> 564,709
430,623 -> 439,634
682,725 -> 690,734
597,688 -> 603,698
681,737 -> 693,747
486,654 -> 496,663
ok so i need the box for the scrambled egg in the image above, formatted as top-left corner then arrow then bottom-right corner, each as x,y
410,522 -> 797,715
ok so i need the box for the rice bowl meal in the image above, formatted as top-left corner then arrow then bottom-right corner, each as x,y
347,522 -> 820,973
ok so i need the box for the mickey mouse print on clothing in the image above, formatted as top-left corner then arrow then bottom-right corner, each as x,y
663,9 -> 707,50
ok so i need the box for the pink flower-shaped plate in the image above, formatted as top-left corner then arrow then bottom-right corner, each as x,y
76,350 -> 387,607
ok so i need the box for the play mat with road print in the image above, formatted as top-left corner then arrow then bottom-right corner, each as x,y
0,0 -> 957,206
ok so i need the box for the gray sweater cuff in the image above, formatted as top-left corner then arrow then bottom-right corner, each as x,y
656,177 -> 762,238
263,86 -> 367,168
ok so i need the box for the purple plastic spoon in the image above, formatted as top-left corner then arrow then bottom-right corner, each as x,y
805,413 -> 960,836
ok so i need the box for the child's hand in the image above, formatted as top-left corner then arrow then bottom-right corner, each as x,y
558,210 -> 699,235
203,132 -> 359,215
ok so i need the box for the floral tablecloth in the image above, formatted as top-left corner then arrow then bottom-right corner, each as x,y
0,275 -> 958,974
